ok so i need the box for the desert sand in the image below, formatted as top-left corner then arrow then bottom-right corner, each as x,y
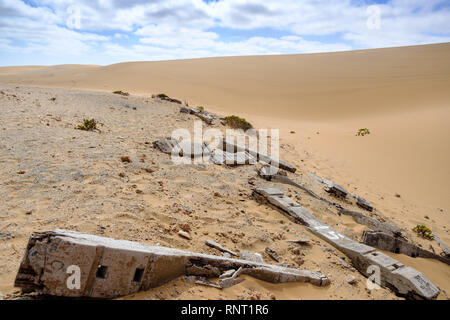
0,43 -> 449,300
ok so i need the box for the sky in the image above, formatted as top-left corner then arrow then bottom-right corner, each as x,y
0,0 -> 449,66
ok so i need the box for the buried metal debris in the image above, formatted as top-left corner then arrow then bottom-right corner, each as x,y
431,232 -> 450,257
239,250 -> 265,264
265,247 -> 281,262
219,267 -> 245,289
153,139 -> 211,159
309,173 -> 374,212
362,231 -> 450,265
259,167 -> 400,237
285,238 -> 312,245
209,149 -> 256,166
14,230 -> 329,298
180,106 -> 215,125
205,240 -> 237,257
253,188 -> 440,300
221,138 -> 297,173
338,208 -> 402,237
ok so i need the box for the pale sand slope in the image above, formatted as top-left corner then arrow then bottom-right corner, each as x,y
0,85 -> 403,300
0,84 -> 447,300
0,43 -> 449,212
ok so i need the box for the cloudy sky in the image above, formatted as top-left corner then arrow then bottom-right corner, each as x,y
0,0 -> 449,66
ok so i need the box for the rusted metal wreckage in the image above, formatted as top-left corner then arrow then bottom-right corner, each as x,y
253,187 -> 440,300
362,231 -> 450,265
15,229 -> 329,298
153,137 -> 297,172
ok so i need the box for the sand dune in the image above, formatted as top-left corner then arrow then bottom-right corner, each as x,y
1,43 -> 449,212
0,44 -> 449,299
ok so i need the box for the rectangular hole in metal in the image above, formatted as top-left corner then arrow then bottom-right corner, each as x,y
96,265 -> 108,279
133,268 -> 144,282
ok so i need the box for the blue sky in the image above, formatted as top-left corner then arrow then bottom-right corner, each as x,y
0,0 -> 449,66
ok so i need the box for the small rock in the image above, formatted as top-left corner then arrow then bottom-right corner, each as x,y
293,256 -> 304,266
346,275 -> 358,285
25,210 -> 32,215
178,230 -> 191,240
187,276 -> 221,289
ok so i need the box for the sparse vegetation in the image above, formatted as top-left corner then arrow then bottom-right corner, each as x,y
113,90 -> 129,96
155,93 -> 169,99
356,128 -> 370,136
412,225 -> 434,240
153,93 -> 182,104
223,115 -> 253,130
76,119 -> 98,131
120,156 -> 132,163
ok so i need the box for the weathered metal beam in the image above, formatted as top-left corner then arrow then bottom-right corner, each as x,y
15,229 -> 329,298
180,106 -> 215,125
221,138 -> 296,173
260,167 -> 401,237
338,208 -> 402,237
431,232 -> 450,257
362,231 -> 450,265
253,187 -> 440,300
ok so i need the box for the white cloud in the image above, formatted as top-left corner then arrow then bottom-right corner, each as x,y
0,0 -> 449,65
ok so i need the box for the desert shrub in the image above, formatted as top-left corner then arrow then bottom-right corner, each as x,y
223,115 -> 253,130
50,97 -> 56,101
412,225 -> 434,240
154,93 -> 182,104
356,128 -> 370,136
197,106 -> 204,111
76,119 -> 97,131
290,131 -> 296,134
156,93 -> 169,99
113,90 -> 129,96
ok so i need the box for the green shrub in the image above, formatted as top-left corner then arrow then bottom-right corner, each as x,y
412,225 -> 434,240
223,115 -> 253,130
76,119 -> 98,131
113,90 -> 129,96
356,128 -> 370,136
154,93 -> 182,104
156,93 -> 169,99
